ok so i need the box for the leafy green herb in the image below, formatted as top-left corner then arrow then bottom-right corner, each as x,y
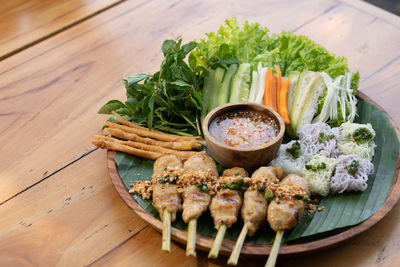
345,160 -> 359,176
265,190 -> 274,202
353,128 -> 373,144
305,162 -> 326,171
196,182 -> 209,193
286,141 -> 301,158
99,39 -> 203,136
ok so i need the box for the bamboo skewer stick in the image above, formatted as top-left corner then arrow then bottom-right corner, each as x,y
227,223 -> 249,265
162,209 -> 172,253
208,224 -> 227,259
186,218 -> 197,257
265,230 -> 284,267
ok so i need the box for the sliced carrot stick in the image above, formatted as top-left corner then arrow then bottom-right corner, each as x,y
275,65 -> 282,112
278,79 -> 291,124
264,68 -> 277,111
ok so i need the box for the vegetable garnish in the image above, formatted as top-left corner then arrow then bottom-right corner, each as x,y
305,162 -> 327,171
264,68 -> 277,111
353,128 -> 373,144
286,141 -> 301,159
345,160 -> 359,176
99,39 -> 203,136
278,79 -> 291,124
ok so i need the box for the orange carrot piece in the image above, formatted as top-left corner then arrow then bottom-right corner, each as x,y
278,79 -> 291,124
264,68 -> 277,111
274,65 -> 282,112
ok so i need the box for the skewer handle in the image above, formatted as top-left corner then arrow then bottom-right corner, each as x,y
227,223 -> 249,265
162,209 -> 171,253
265,230 -> 284,267
186,218 -> 197,257
208,224 -> 227,259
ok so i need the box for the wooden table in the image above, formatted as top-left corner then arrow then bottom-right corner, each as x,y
1,0 -> 399,266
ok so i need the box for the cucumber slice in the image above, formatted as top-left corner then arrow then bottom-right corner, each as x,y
201,68 -> 214,121
290,71 -> 321,131
294,76 -> 326,131
217,64 -> 238,106
207,68 -> 225,112
229,63 -> 251,102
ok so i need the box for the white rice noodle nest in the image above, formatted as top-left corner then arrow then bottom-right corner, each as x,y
337,122 -> 376,161
270,140 -> 306,176
297,122 -> 339,159
302,154 -> 337,196
331,154 -> 374,193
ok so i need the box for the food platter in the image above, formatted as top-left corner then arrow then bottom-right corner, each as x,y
106,91 -> 400,256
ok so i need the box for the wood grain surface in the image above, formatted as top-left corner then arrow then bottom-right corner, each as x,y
0,0 -> 123,60
1,0 -> 400,266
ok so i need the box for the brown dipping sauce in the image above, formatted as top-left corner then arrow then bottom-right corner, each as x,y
209,110 -> 279,149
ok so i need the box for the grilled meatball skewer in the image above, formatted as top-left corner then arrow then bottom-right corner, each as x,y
265,174 -> 310,267
180,152 -> 219,257
228,166 -> 283,265
208,167 -> 248,259
152,154 -> 184,252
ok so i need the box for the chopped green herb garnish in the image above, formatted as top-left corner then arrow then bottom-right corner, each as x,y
353,128 -> 373,144
305,162 -> 326,171
294,194 -> 311,202
345,160 -> 359,176
328,134 -> 335,139
286,141 -> 301,159
318,132 -> 331,143
265,190 -> 274,202
158,174 -> 177,184
222,178 -> 249,192
196,182 -> 209,193
258,184 -> 266,192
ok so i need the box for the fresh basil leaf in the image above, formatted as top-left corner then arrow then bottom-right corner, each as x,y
98,100 -> 126,114
123,73 -> 152,87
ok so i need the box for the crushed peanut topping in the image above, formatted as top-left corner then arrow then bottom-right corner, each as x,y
129,181 -> 153,199
274,184 -> 308,203
244,176 -> 279,193
305,202 -> 318,215
177,169 -> 218,195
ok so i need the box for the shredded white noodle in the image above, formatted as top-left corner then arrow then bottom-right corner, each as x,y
331,154 -> 374,193
270,140 -> 306,176
297,122 -> 339,159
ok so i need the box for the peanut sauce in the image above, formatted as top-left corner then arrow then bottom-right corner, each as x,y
209,110 -> 279,148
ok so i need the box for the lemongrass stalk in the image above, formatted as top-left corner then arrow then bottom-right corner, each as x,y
208,224 -> 227,259
227,223 -> 249,265
186,218 -> 197,257
162,209 -> 171,253
265,230 -> 284,267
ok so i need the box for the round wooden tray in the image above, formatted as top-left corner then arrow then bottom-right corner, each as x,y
107,92 -> 400,256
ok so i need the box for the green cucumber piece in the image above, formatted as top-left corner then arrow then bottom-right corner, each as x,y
201,69 -> 214,121
207,68 -> 225,112
229,63 -> 251,102
217,64 -> 238,106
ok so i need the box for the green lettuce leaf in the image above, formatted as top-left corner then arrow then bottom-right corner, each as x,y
192,18 -> 355,83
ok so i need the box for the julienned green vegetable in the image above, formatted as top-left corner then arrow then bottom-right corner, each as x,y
98,39 -> 203,136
